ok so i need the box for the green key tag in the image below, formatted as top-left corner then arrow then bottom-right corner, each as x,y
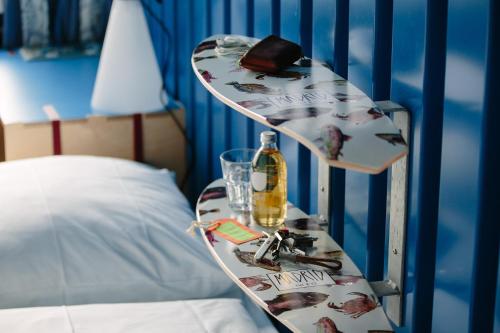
208,218 -> 263,244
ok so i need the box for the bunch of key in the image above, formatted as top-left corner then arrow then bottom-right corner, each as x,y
253,229 -> 343,272
253,229 -> 318,263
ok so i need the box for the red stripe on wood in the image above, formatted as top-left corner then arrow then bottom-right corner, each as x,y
52,120 -> 62,155
133,114 -> 144,162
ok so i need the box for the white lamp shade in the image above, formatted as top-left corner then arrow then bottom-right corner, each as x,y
91,0 -> 165,114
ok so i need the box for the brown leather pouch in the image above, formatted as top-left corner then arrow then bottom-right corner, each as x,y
240,35 -> 303,73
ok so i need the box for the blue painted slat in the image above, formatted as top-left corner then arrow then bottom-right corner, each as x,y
391,1 -> 427,331
278,0 -> 301,207
468,0 -> 500,331
276,0 -> 311,212
2,0 -> 22,49
272,0 -> 281,36
365,0 -> 393,282
246,0 -> 255,148
365,174 -> 387,281
297,0 -> 312,214
276,0 -> 311,214
330,169 -> 346,246
173,0 -> 195,198
209,0 -> 228,179
229,0 -> 251,149
223,0 -> 232,151
53,0 -> 79,46
329,0 -> 349,247
411,0 -> 449,331
271,0 -> 282,152
163,0 -> 176,98
432,1 -> 487,331
192,0 -> 212,195
344,0 -> 374,270
252,0 -> 274,149
310,0 -> 336,216
205,0 -> 214,180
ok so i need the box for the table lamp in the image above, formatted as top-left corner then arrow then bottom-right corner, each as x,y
91,0 -> 166,114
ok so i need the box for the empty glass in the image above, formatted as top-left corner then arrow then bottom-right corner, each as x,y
220,148 -> 256,212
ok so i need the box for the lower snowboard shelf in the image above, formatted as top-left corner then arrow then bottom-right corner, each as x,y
195,179 -> 394,333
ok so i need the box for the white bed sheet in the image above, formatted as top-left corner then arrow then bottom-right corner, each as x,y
0,298 -> 273,333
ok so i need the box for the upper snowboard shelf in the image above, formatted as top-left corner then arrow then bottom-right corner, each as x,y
192,35 -> 408,174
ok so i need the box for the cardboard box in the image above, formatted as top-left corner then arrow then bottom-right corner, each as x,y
0,107 -> 187,186
0,51 -> 187,187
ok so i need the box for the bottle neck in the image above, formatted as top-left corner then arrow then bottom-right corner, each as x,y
261,141 -> 277,150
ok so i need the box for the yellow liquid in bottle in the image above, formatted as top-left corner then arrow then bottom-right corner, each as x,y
251,147 -> 287,227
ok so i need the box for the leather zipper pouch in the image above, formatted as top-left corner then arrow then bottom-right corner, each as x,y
240,35 -> 303,73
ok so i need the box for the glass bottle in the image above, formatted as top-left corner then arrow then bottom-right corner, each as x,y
251,131 -> 287,227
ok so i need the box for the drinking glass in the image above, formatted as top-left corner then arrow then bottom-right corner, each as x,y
220,148 -> 256,212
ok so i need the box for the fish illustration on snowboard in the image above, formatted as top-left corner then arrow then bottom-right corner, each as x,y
265,292 -> 329,316
305,80 -> 347,89
266,107 -> 332,126
237,99 -> 273,110
332,92 -> 364,102
333,108 -> 384,125
328,292 -> 378,319
234,248 -> 281,272
314,317 -> 344,333
193,55 -> 217,62
198,208 -> 221,216
194,40 -> 217,54
375,132 -> 406,146
285,217 -> 323,231
315,125 -> 352,160
239,276 -> 272,291
199,186 -> 226,203
198,69 -> 216,83
255,70 -> 310,81
226,81 -> 283,95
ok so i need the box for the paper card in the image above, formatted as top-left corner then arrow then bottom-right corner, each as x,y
266,269 -> 335,291
208,218 -> 263,245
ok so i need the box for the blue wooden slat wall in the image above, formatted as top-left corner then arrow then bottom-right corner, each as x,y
147,0 -> 500,331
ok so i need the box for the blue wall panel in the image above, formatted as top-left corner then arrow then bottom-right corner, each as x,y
172,0 -> 196,197
432,1 -> 488,331
209,0 -> 229,179
278,0 -> 311,213
192,0 -> 212,196
310,0 -> 337,215
278,0 -> 300,208
343,0 -> 375,274
155,0 -> 500,331
229,0 -> 253,149
252,0 -> 275,149
467,0 -> 500,332
391,1 -> 426,331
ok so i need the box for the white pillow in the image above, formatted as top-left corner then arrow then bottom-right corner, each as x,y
0,156 -> 235,308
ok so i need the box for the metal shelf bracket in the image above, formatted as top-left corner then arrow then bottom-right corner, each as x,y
316,100 -> 410,327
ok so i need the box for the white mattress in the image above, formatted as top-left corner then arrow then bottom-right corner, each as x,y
0,299 -> 267,333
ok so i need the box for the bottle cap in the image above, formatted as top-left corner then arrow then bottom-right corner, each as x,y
260,131 -> 276,144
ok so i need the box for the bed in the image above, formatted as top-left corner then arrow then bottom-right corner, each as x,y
0,155 -> 277,332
